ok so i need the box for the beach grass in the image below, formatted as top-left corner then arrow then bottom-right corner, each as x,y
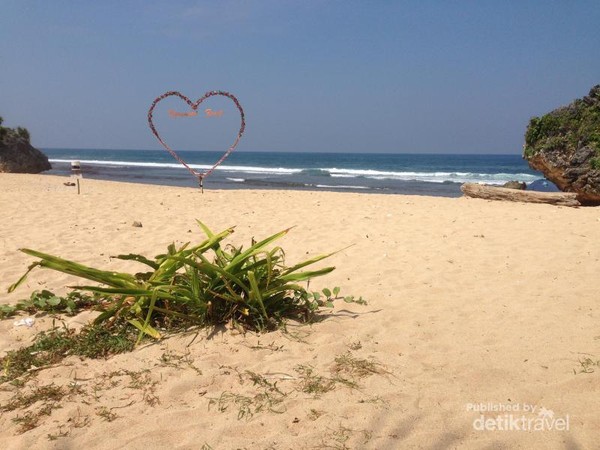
1,221 -> 365,385
8,221 -> 363,342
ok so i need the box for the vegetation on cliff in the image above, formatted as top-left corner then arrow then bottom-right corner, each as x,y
523,86 -> 600,165
0,116 -> 31,145
522,85 -> 600,204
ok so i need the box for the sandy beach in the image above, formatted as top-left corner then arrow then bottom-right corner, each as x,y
0,173 -> 599,449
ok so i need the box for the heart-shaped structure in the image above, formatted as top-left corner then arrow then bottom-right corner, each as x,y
147,90 -> 245,187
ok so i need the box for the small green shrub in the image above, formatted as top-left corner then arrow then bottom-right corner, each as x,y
9,222 -> 361,340
0,290 -> 98,319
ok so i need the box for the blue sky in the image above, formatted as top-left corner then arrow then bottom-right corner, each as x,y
1,1 -> 599,154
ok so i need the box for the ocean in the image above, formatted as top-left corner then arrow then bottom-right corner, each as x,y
42,148 -> 551,197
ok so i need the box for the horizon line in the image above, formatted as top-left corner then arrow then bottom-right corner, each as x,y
42,147 -> 524,156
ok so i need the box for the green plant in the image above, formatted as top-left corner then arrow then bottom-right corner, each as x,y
159,350 -> 202,374
9,222 -> 358,340
1,324 -> 135,382
3,384 -> 66,434
124,369 -> 160,406
47,428 -> 70,441
207,367 -> 290,420
95,406 -> 118,422
208,389 -> 287,421
1,384 -> 66,412
308,286 -> 366,308
294,365 -> 338,396
294,353 -> 388,398
0,290 -> 98,319
332,352 -> 387,379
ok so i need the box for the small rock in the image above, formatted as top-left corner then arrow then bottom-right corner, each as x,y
132,221 -> 143,228
502,181 -> 527,190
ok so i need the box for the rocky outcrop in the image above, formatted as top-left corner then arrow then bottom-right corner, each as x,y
523,85 -> 600,205
0,121 -> 51,174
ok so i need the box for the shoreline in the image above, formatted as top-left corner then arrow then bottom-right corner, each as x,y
42,161 -> 469,198
40,148 -> 543,198
1,174 -> 598,448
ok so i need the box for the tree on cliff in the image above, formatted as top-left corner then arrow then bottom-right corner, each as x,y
523,85 -> 600,204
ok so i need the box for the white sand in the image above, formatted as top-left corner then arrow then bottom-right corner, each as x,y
0,174 -> 599,449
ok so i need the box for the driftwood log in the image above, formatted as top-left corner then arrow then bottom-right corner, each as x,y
461,183 -> 580,207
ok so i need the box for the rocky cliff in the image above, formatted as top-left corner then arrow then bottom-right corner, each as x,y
0,118 -> 51,173
523,85 -> 600,205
